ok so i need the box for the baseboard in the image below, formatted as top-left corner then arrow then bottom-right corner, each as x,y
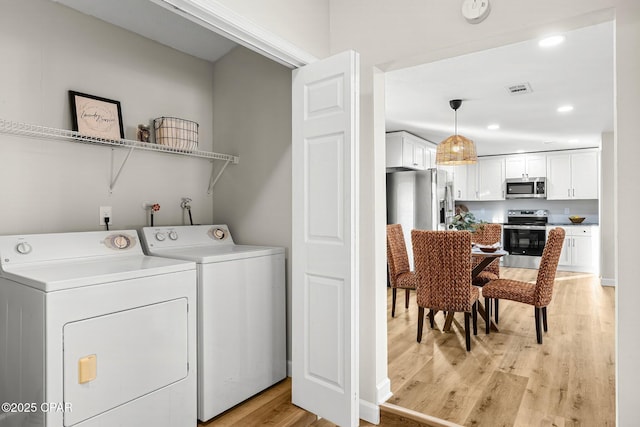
380,403 -> 463,427
377,377 -> 393,404
601,277 -> 616,287
359,398 -> 380,424
287,359 -> 292,377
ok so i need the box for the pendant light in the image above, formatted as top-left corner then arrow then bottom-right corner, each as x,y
436,99 -> 478,165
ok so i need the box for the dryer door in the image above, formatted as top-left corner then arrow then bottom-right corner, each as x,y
63,298 -> 189,426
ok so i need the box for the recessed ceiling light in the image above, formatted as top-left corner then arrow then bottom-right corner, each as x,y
516,149 -> 525,153
543,140 -> 554,144
487,124 -> 500,130
569,138 -> 579,143
539,35 -> 566,48
557,105 -> 574,113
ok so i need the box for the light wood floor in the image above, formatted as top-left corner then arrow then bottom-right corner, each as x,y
198,268 -> 615,426
387,267 -> 616,426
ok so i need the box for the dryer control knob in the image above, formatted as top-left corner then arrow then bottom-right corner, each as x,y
168,231 -> 178,240
16,242 -> 32,254
155,232 -> 166,241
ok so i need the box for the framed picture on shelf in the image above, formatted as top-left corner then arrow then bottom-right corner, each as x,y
69,91 -> 124,140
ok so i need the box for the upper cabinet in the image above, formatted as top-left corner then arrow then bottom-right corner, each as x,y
546,150 -> 599,200
386,131 -> 435,170
477,157 -> 505,200
446,157 -> 505,201
505,153 -> 547,179
448,163 -> 478,201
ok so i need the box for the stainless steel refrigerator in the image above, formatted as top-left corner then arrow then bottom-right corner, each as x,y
386,169 -> 455,269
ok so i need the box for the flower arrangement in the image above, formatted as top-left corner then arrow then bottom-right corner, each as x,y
449,211 -> 486,231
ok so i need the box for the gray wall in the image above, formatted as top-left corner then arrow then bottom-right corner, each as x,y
210,46 -> 293,365
0,0 -> 217,233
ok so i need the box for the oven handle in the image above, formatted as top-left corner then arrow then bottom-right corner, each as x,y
503,225 -> 547,230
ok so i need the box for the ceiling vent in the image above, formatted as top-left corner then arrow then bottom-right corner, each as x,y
506,82 -> 533,95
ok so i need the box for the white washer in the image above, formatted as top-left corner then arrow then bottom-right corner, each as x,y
140,225 -> 286,422
0,230 -> 197,427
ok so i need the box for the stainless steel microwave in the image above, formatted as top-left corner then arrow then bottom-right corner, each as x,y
505,177 -> 546,199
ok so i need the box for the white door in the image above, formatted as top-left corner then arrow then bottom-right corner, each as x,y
292,50 -> 359,427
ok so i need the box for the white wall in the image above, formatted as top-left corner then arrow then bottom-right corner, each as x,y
0,0 -> 218,233
600,132 -> 615,284
214,0 -> 330,60
210,45 -> 293,363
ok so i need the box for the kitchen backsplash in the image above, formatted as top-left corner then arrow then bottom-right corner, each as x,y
459,199 -> 599,225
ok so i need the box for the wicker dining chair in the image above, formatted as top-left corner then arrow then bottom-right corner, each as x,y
471,223 -> 502,286
482,227 -> 566,343
386,224 -> 418,317
411,230 -> 480,351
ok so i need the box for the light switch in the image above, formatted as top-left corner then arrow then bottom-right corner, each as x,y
78,354 -> 97,384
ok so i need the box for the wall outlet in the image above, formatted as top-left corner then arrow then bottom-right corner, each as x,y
564,208 -> 570,215
100,206 -> 112,225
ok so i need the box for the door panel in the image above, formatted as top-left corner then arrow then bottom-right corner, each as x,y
292,50 -> 359,427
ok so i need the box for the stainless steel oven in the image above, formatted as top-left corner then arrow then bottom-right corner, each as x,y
503,209 -> 548,269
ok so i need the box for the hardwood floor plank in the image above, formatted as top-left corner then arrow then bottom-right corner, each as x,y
199,378 -> 316,427
464,371 -> 528,426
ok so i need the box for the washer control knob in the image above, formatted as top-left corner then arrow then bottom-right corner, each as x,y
168,231 -> 178,241
112,235 -> 131,249
155,232 -> 166,241
16,242 -> 32,254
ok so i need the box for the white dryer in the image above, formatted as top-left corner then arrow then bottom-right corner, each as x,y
0,230 -> 197,427
140,225 -> 286,422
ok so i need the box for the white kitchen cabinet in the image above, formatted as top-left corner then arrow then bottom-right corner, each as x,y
546,150 -> 598,200
426,146 -> 436,169
477,156 -> 505,200
386,131 -> 432,170
505,153 -> 546,179
548,225 -> 599,273
447,163 -> 477,201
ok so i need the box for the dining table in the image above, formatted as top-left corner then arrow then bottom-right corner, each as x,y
441,247 -> 507,333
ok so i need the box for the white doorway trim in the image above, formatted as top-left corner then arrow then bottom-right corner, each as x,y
152,0 -> 317,68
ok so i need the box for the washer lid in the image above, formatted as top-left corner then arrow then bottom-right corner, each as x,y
146,244 -> 284,263
1,255 -> 195,292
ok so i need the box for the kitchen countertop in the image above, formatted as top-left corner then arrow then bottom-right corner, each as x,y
546,222 -> 599,226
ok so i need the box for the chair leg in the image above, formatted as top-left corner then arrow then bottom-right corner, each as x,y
484,297 -> 491,334
429,309 -> 435,328
534,307 -> 543,344
542,306 -> 548,332
494,299 -> 499,324
472,302 -> 478,336
405,288 -> 410,309
464,312 -> 471,351
392,288 -> 397,317
417,307 -> 424,343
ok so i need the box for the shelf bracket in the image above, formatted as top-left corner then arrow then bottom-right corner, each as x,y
207,159 -> 231,195
110,147 -> 136,193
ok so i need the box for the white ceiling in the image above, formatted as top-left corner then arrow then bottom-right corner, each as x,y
52,0 -> 238,63
385,21 -> 614,156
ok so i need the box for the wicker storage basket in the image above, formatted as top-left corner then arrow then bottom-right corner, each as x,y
154,117 -> 198,150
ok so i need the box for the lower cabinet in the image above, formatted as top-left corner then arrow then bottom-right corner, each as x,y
548,225 -> 599,273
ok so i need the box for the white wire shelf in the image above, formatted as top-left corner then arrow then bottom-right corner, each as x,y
0,118 -> 238,193
0,118 -> 239,164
